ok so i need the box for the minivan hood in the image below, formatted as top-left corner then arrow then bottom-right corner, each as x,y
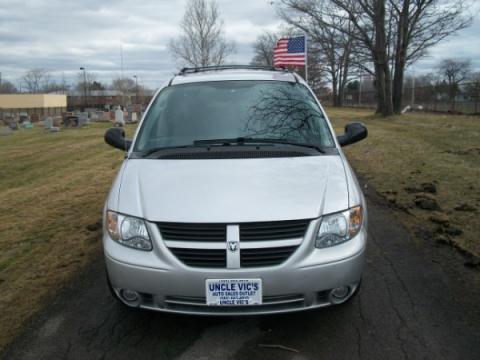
117,156 -> 349,223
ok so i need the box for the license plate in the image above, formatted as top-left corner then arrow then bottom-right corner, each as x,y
206,279 -> 262,306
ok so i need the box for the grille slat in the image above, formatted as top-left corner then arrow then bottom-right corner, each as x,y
241,249 -> 295,256
169,249 -> 225,255
240,221 -> 309,230
241,254 -> 291,260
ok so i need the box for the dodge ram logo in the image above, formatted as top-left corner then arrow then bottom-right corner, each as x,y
228,241 -> 239,252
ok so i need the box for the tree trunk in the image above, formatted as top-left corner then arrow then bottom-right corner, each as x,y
374,63 -> 387,115
392,0 -> 410,114
332,76 -> 339,106
392,62 -> 405,113
337,87 -> 344,107
373,0 -> 393,116
385,66 -> 394,115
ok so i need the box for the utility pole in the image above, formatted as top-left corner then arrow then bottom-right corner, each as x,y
120,45 -> 125,109
133,75 -> 138,107
80,67 -> 87,110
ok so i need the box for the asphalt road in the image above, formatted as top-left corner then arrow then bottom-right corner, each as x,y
3,187 -> 480,360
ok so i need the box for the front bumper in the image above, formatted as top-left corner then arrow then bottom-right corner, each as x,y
104,220 -> 367,315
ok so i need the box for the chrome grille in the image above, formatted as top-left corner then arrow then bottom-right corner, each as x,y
159,220 -> 310,268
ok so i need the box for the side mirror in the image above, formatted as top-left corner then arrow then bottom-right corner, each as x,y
337,122 -> 368,147
105,128 -> 132,151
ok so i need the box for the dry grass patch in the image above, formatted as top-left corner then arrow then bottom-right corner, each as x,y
0,123 -> 136,351
327,107 -> 480,258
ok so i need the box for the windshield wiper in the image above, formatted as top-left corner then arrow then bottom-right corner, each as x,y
193,137 -> 325,153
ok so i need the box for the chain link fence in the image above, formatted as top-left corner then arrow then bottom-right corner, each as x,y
319,82 -> 480,115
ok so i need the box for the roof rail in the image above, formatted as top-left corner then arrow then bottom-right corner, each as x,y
178,65 -> 291,75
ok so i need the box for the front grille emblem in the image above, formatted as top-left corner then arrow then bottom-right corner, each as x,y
228,241 -> 239,252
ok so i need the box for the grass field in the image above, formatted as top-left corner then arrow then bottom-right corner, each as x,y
0,123 -> 136,350
0,109 -> 479,350
328,107 -> 480,258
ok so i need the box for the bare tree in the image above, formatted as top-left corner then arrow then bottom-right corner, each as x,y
23,68 -> 48,93
438,58 -> 471,110
111,77 -> 136,94
282,0 -> 472,116
111,77 -> 137,107
279,1 -> 357,106
0,79 -> 18,94
389,0 -> 472,113
59,73 -> 69,94
169,0 -> 235,67
76,71 -> 99,96
439,59 -> 471,85
251,31 -> 278,66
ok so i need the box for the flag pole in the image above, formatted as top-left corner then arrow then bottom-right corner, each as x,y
304,33 -> 308,84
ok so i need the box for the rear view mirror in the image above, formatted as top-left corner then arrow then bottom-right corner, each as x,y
337,122 -> 368,147
105,128 -> 132,151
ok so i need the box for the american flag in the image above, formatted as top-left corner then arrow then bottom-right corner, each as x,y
273,36 -> 306,67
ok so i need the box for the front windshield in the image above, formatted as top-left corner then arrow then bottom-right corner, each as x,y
134,80 -> 335,152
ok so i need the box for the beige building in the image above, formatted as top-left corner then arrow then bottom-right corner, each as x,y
0,94 -> 67,121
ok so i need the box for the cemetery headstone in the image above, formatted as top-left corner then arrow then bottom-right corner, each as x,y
64,116 -> 79,127
22,121 -> 33,129
8,122 -> 19,130
77,112 -> 88,127
53,116 -> 62,127
44,117 -> 53,130
115,108 -> 125,127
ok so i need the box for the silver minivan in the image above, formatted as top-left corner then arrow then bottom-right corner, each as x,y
103,66 -> 368,315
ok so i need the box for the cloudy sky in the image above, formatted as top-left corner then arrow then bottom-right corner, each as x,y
0,0 -> 479,90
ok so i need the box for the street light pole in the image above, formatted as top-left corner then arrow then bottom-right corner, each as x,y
133,75 -> 138,104
133,75 -> 140,115
80,67 -> 87,110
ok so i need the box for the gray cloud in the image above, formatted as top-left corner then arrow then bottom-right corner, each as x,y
0,0 -> 280,88
0,0 -> 478,89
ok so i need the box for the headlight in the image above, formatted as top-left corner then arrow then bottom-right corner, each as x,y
106,211 -> 152,251
315,206 -> 363,248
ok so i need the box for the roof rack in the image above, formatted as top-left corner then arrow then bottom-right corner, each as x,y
178,65 -> 291,75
